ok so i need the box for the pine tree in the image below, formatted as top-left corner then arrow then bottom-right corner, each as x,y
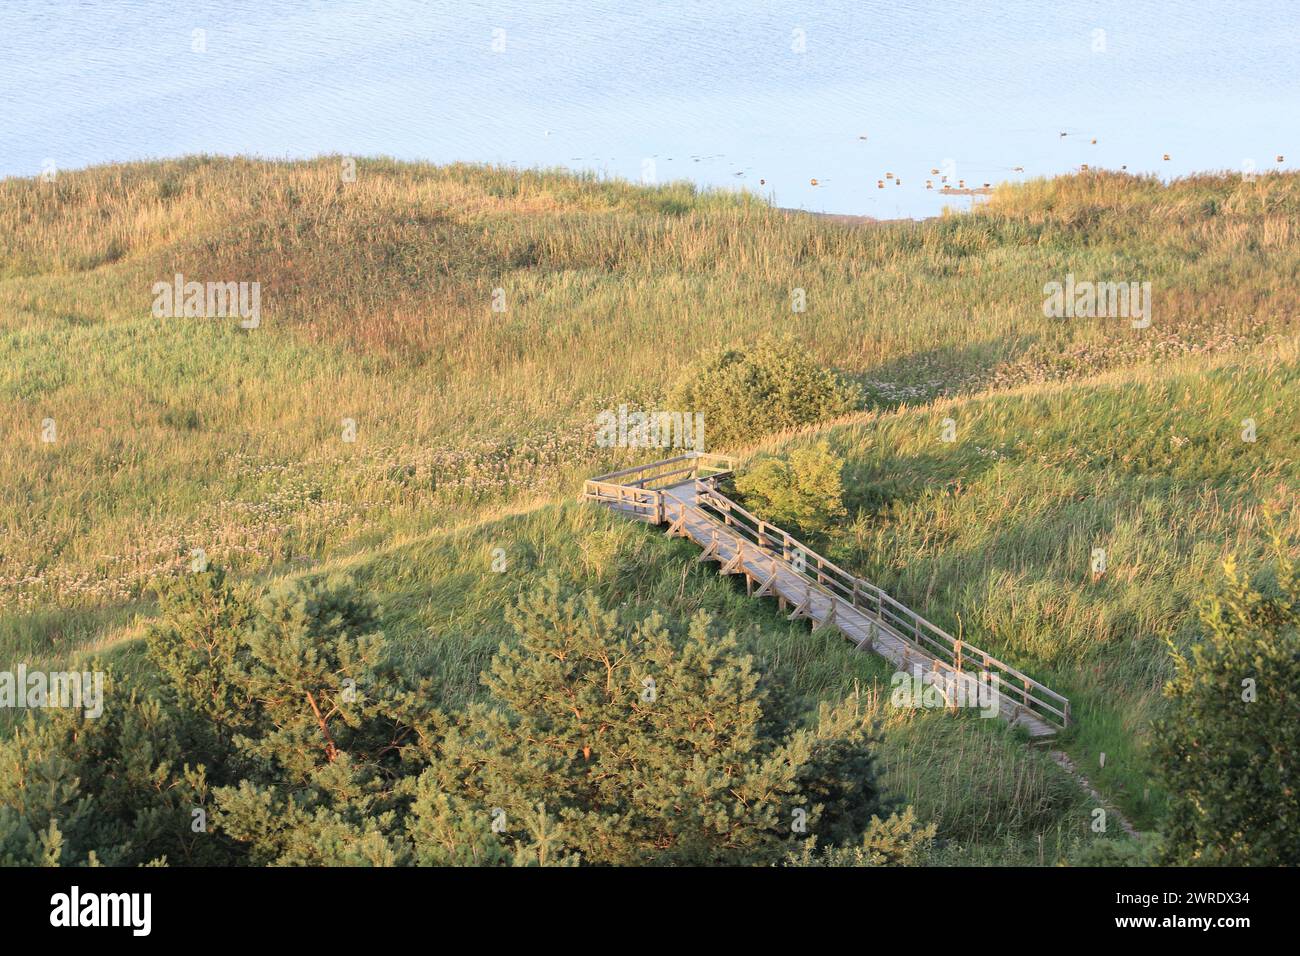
3,568 -> 905,867
783,808 -> 937,867
206,574 -> 441,865
145,567 -> 257,735
0,674 -> 223,866
428,577 -> 892,865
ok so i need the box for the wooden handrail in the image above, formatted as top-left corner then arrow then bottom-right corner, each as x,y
688,480 -> 1069,724
584,457 -> 1070,730
589,451 -> 738,484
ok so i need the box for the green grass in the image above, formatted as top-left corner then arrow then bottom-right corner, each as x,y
2,156 -> 1297,861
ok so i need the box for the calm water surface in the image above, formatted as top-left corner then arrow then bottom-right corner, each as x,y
2,0 -> 1297,217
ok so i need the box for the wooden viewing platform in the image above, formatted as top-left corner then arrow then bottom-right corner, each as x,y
583,452 -> 1069,739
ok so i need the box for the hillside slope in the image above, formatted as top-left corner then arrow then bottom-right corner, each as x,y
2,158 -> 1296,860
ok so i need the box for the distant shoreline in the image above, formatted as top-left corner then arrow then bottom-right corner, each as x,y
777,207 -> 934,226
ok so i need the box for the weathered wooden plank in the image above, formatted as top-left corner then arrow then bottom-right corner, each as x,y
589,463 -> 1067,738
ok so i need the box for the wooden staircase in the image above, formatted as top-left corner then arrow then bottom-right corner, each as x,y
583,452 -> 1070,739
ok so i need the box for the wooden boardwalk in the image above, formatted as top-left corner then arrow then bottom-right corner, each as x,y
584,453 -> 1069,739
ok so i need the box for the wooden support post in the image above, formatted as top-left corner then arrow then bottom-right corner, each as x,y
789,582 -> 813,622
755,555 -> 779,598
579,461 -> 1071,738
697,531 -> 719,563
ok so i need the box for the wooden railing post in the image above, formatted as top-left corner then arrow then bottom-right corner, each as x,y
582,455 -> 1071,733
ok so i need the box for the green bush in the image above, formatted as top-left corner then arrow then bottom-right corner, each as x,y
734,441 -> 848,537
1152,533 -> 1300,866
669,335 -> 859,450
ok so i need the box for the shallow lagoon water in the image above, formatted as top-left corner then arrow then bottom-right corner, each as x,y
2,0 -> 1297,217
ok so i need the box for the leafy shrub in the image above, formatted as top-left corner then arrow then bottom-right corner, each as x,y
669,334 -> 859,449
1152,534 -> 1300,866
734,441 -> 848,537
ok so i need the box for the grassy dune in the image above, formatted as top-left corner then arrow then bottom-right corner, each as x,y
2,157 -> 1297,859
